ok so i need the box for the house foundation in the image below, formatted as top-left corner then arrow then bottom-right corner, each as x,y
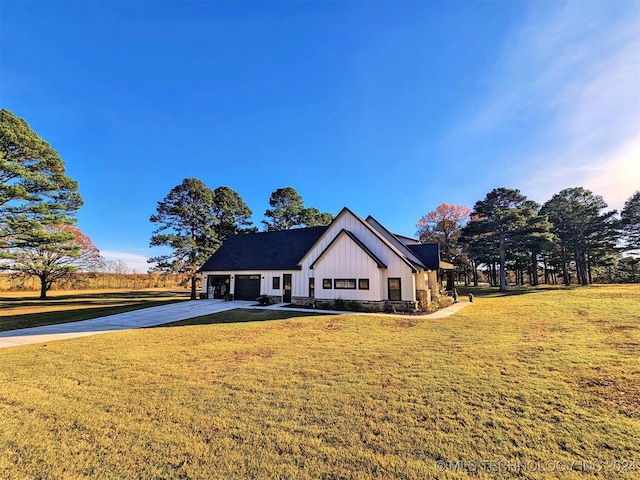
291,297 -> 419,313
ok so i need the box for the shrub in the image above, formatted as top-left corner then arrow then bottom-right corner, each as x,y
416,290 -> 431,312
348,301 -> 361,311
433,295 -> 454,310
334,297 -> 345,310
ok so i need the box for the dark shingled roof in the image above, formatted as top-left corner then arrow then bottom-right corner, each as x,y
407,243 -> 442,270
199,226 -> 328,271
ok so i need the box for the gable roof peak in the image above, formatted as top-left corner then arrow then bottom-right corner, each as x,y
310,228 -> 387,270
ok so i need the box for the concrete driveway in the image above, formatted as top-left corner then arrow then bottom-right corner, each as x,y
0,299 -> 470,349
0,299 -> 255,349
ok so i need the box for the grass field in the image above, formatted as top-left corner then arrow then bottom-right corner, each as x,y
0,285 -> 638,478
0,288 -> 190,332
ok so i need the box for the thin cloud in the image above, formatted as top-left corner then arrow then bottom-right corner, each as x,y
100,251 -> 151,273
444,1 -> 640,209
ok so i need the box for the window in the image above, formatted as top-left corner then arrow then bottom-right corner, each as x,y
388,278 -> 401,301
323,279 -> 332,289
358,279 -> 370,290
272,277 -> 280,290
309,278 -> 315,298
334,279 -> 356,289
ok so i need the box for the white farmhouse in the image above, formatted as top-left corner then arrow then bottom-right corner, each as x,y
199,207 -> 453,312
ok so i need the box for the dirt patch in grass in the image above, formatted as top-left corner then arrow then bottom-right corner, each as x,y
523,319 -> 547,342
579,374 -> 640,418
230,348 -> 276,364
394,319 -> 418,328
324,316 -> 347,331
516,345 -> 545,361
605,324 -> 638,332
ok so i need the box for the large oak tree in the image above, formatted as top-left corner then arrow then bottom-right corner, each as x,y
417,203 -> 471,288
9,225 -> 101,299
417,203 -> 471,259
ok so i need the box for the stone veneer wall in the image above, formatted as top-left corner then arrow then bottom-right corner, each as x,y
262,295 -> 283,304
416,289 -> 431,310
291,297 -> 418,313
291,296 -> 315,307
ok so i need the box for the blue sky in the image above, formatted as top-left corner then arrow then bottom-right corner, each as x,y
2,1 -> 639,272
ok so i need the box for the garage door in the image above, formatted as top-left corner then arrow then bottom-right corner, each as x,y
234,275 -> 261,301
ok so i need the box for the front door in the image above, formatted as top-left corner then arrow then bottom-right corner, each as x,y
283,274 -> 292,303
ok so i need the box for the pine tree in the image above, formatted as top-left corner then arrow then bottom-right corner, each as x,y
541,187 -> 619,286
149,178 -> 220,299
262,187 -> 333,231
462,188 -> 540,292
621,191 -> 640,251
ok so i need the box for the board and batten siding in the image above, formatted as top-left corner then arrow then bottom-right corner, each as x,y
296,209 -> 417,301
311,233 -> 382,301
201,270 -> 295,297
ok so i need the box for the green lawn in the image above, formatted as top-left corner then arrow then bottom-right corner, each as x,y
0,288 -> 190,332
155,307 -> 327,327
0,285 -> 638,478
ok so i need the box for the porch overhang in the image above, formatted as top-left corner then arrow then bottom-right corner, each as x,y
439,260 -> 454,270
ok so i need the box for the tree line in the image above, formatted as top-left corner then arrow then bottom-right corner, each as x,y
418,188 -> 640,292
4,108 -> 637,298
0,269 -> 185,292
